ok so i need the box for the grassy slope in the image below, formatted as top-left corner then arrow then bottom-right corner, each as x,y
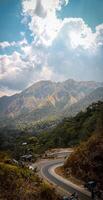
0,152 -> 61,200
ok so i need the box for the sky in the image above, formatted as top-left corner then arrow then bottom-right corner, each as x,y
0,0 -> 103,96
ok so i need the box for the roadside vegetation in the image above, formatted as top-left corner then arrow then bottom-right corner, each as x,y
0,151 -> 61,200
63,134 -> 103,192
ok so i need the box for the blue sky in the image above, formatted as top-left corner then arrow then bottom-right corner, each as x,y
0,0 -> 103,42
0,0 -> 103,96
60,0 -> 103,29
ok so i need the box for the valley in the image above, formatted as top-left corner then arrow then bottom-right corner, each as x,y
0,100 -> 103,199
0,0 -> 103,199
0,81 -> 103,200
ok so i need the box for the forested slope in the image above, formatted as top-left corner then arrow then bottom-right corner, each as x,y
36,101 -> 103,152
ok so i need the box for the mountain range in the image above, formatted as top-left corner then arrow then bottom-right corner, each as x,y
0,79 -> 103,126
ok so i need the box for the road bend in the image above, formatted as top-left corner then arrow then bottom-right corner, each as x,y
40,159 -> 91,200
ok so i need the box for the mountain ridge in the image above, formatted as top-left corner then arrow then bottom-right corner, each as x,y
0,79 -> 103,126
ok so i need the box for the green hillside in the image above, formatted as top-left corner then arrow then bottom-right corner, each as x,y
36,101 -> 103,152
0,101 -> 103,157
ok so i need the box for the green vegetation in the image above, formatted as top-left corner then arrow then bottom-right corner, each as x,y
35,101 -> 103,151
0,101 -> 103,198
64,134 -> 103,191
0,101 -> 103,157
0,152 -> 60,200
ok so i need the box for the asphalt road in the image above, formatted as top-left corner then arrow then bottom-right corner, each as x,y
40,160 -> 91,200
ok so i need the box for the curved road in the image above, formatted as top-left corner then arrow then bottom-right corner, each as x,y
40,159 -> 91,200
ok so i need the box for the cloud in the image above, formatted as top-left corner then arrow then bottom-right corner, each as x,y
0,0 -> 103,96
0,38 -> 28,50
51,18 -> 103,51
22,0 -> 69,46
95,24 -> 103,47
0,52 -> 33,90
34,0 -> 47,18
46,19 -> 103,80
0,18 -> 103,93
62,18 -> 95,49
21,0 -> 103,50
22,0 -> 69,15
0,41 -> 16,49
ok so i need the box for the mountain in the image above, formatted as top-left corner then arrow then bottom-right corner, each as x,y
0,79 -> 103,126
64,87 -> 103,116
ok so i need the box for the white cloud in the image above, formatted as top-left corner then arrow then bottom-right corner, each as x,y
22,0 -> 37,14
51,18 -> 103,51
0,38 -> 28,49
22,0 -> 69,15
0,41 -> 16,49
40,65 -> 53,79
0,51 -> 33,91
22,0 -> 69,46
62,18 -> 95,49
0,52 -> 24,78
22,0 -> 103,50
20,31 -> 25,37
0,17 -> 103,94
95,24 -> 103,47
0,0 -> 103,96
29,14 -> 61,46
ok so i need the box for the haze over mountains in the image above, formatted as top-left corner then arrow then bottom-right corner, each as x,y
0,79 -> 103,125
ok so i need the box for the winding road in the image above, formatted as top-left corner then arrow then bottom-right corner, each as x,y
39,159 -> 91,200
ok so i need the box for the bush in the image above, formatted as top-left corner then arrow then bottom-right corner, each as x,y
64,135 -> 103,191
